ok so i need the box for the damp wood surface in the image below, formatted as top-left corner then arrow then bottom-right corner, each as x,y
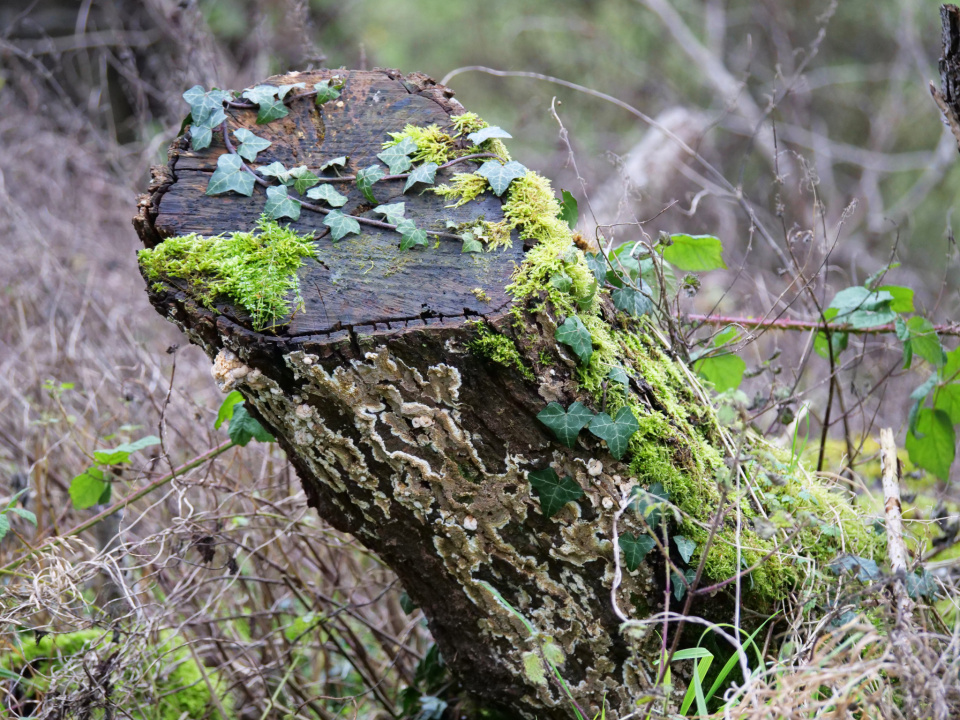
150,68 -> 522,337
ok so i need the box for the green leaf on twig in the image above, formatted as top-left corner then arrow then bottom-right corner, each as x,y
476,160 -> 527,196
233,128 -> 271,162
396,219 -> 427,250
228,404 -> 275,446
906,408 -> 955,480
264,185 -> 301,221
558,189 -> 578,229
242,85 -> 289,124
467,126 -> 512,145
356,165 -> 386,203
373,203 -> 406,225
206,153 -> 255,196
70,467 -> 112,510
306,184 -> 348,207
314,79 -> 342,105
93,435 -> 161,465
528,468 -> 584,518
323,210 -> 361,242
377,137 -> 417,174
404,162 -> 439,193
661,234 -> 726,272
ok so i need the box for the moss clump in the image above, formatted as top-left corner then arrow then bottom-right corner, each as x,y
0,629 -> 232,719
384,124 -> 455,165
468,322 -> 535,382
139,215 -> 316,331
435,172 -> 491,208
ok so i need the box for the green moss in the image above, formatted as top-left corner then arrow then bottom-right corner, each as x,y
468,322 -> 535,382
138,215 -> 316,331
384,123 -> 456,165
0,629 -> 233,719
434,172 -> 490,208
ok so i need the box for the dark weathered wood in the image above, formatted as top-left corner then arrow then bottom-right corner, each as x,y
151,69 -> 521,334
933,5 -> 960,152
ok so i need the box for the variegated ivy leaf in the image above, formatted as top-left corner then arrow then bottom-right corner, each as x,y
555,316 -> 593,364
314,79 -> 343,105
306,184 -> 348,207
183,86 -> 228,149
242,85 -> 288,124
674,535 -> 697,564
233,128 -> 272,162
206,153 -> 255,196
277,82 -> 305,99
537,401 -> 595,448
403,162 -> 439,193
467,126 -> 512,145
587,406 -> 639,460
320,156 -> 348,171
528,467 -> 584,519
264,185 -> 301,221
356,165 -> 386,203
286,166 -> 320,195
608,366 -> 630,388
373,203 -> 406,225
461,231 -> 482,253
377,137 -> 418,174
396,219 -> 428,250
612,282 -> 654,317
323,210 -> 360,242
477,160 -> 527,196
257,161 -> 288,179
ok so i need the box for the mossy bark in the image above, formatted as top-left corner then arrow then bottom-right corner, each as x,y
134,69 -> 878,720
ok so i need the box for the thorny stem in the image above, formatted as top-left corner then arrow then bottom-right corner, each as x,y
686,312 -> 960,336
0,440 -> 236,576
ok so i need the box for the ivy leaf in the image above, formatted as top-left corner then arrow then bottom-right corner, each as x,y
189,125 -> 213,151
906,408 -> 955,480
356,165 -> 386,203
612,283 -> 654,317
558,189 -> 579,230
830,555 -> 882,582
285,166 -> 319,195
528,467 -> 584,518
608,366 -> 630,387
619,533 -> 656,571
242,85 -> 289,124
206,153 -> 255,196
672,568 -> 697,601
550,272 -> 572,293
233,128 -> 272,162
476,160 -> 527,196
216,390 -> 245,430
93,435 -> 161,465
70,467 -> 111,510
461,232 -> 483,253
277,82 -> 305,99
263,185 -> 301,221
555,316 -> 593,364
258,161 -> 288,179
587,406 -> 639,459
396,219 -> 428,250
404,162 -> 439,193
228,404 -> 275,446
377,137 -> 417,174
320,156 -> 348,171
314,79 -> 342,105
373,202 -> 406,225
306,184 -> 348,207
661,234 -> 726,272
323,210 -> 361,242
674,535 -> 697,564
467,126 -> 512,145
585,253 -> 607,284
537,401 -> 595,448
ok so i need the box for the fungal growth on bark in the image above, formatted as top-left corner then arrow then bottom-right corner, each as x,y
134,69 -> 882,719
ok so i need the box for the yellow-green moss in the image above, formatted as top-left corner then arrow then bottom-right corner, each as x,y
468,322 -> 535,382
138,215 -> 316,332
0,629 -> 233,719
434,172 -> 490,208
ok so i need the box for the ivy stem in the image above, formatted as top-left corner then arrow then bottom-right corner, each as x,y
686,312 -> 960,337
218,121 -> 480,241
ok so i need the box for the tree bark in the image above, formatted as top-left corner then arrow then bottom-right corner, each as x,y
133,68 -> 864,719
932,5 -> 960,153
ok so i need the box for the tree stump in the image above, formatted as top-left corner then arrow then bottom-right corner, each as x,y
134,69 -> 879,719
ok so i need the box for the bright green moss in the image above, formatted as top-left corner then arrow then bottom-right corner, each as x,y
384,123 -> 455,165
138,215 -> 316,332
0,629 -> 233,719
468,322 -> 535,382
435,172 -> 490,208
